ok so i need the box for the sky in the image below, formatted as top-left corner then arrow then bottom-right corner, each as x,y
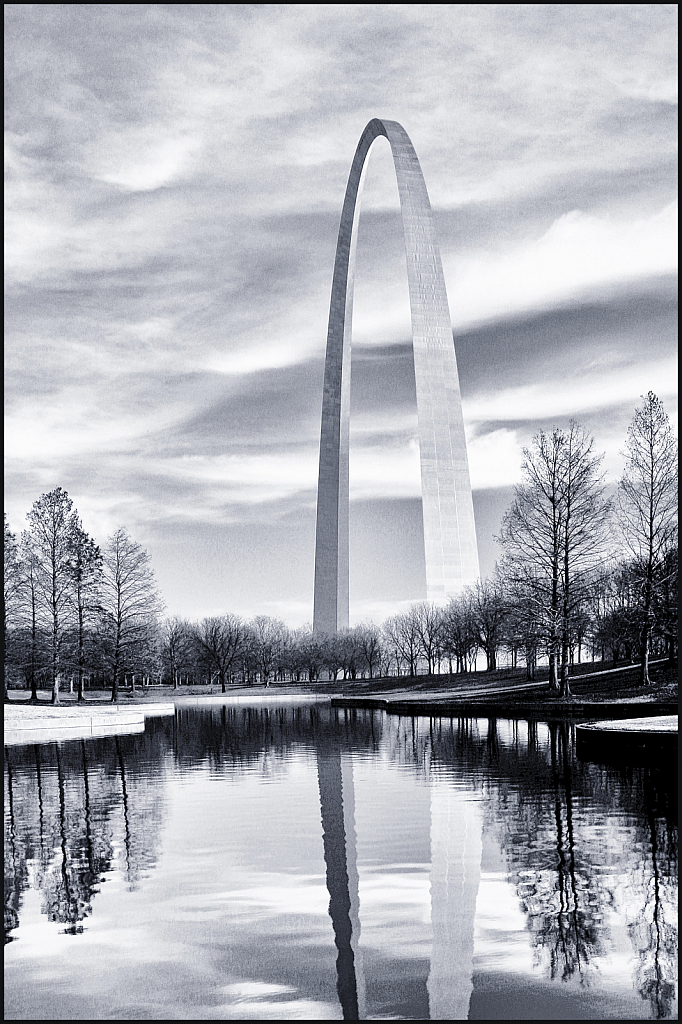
4,4 -> 678,627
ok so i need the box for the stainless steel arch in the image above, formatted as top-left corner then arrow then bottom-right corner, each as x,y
313,118 -> 479,634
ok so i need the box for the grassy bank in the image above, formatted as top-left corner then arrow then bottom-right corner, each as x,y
6,658 -> 677,708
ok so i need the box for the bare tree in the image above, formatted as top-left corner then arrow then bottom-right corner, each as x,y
499,424 -> 611,697
468,578 -> 507,672
336,628 -> 361,680
320,631 -> 343,682
194,614 -> 245,692
355,622 -> 383,679
382,616 -> 406,677
587,560 -> 640,667
250,616 -> 288,686
398,608 -> 422,678
68,521 -> 103,703
412,602 -> 444,676
378,639 -> 395,679
24,487 -> 82,705
101,527 -> 164,702
556,424 -> 612,694
17,536 -> 46,702
130,621 -> 162,692
4,515 -> 23,701
441,593 -> 478,675
502,583 -> 542,679
652,544 -> 678,663
617,392 -> 678,684
291,626 -> 325,683
161,616 -> 192,688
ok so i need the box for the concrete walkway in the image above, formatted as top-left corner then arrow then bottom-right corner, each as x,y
4,701 -> 175,745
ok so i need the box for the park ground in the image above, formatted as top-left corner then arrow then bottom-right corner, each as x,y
5,657 -> 677,710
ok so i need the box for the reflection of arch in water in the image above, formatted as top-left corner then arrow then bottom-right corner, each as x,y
313,118 -> 479,633
317,715 -> 484,1021
428,776 -> 482,1020
316,749 -> 366,1019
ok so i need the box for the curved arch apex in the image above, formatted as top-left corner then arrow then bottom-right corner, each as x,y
313,120 -> 479,634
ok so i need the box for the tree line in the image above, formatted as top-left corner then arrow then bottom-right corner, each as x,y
4,488 -> 163,705
492,392 -> 678,695
4,393 -> 677,702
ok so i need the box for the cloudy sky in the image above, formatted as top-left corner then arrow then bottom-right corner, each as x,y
5,4 -> 678,626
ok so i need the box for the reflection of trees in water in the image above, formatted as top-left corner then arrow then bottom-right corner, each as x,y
383,717 -> 609,981
41,744 -> 94,933
114,736 -> 166,892
625,772 -> 678,1020
5,706 -> 378,939
501,724 -> 607,983
4,751 -> 28,944
173,704 -> 384,775
3,729 -> 168,938
376,713 -> 677,1013
4,704 -> 677,1015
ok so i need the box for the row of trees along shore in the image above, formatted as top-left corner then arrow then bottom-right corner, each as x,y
4,393 -> 677,704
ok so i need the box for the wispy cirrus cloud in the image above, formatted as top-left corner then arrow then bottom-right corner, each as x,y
445,202 -> 678,328
4,4 -> 677,622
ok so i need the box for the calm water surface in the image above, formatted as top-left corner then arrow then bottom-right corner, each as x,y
4,703 -> 678,1020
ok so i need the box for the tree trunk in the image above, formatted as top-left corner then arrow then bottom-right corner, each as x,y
52,671 -> 61,705
559,661 -> 572,699
639,575 -> 653,684
29,636 -> 39,702
111,620 -> 123,701
560,634 -> 572,699
111,668 -> 119,703
640,624 -> 651,686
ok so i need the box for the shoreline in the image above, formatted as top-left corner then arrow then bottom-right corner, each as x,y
5,659 -> 677,742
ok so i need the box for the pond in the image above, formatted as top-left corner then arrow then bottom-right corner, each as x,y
4,703 -> 678,1020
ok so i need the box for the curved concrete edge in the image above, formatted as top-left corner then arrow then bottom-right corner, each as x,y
576,715 -> 678,734
4,702 -> 175,746
576,715 -> 677,767
5,721 -> 147,746
173,693 -> 331,706
131,702 -> 175,716
4,710 -> 145,746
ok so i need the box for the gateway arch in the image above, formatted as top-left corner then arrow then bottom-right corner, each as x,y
313,118 -> 479,634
